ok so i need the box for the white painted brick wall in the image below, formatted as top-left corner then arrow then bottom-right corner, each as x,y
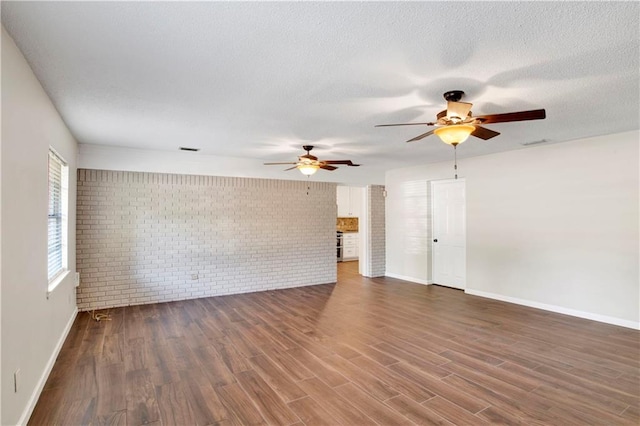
76,169 -> 337,311
366,185 -> 386,277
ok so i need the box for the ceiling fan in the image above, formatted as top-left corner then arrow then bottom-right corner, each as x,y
264,145 -> 360,176
375,90 -> 546,145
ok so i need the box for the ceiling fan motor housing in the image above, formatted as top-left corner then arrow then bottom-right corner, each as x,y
443,90 -> 465,102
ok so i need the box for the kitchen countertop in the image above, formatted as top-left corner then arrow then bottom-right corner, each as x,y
337,217 -> 358,233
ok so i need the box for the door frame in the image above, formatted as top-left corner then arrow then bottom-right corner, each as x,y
430,178 -> 466,289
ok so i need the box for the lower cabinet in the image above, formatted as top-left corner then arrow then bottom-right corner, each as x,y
342,232 -> 359,261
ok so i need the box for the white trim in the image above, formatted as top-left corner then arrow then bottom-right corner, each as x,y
465,289 -> 640,330
17,307 -> 78,426
385,273 -> 432,286
47,269 -> 70,296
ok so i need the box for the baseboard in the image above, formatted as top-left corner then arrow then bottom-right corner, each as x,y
384,273 -> 432,286
465,289 -> 640,330
17,307 -> 78,425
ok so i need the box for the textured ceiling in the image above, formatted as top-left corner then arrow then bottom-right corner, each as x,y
2,1 -> 639,182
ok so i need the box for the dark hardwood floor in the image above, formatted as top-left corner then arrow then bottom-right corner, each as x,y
30,261 -> 639,425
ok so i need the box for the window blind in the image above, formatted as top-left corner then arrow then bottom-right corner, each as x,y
48,150 -> 66,281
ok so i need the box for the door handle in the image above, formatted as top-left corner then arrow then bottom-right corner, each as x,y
433,239 -> 438,243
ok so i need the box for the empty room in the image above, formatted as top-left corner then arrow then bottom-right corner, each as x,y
1,2 -> 639,425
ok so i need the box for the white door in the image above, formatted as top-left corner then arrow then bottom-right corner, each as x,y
432,179 -> 466,289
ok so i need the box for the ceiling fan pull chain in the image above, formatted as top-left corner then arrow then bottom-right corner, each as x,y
454,144 -> 458,180
306,176 -> 310,196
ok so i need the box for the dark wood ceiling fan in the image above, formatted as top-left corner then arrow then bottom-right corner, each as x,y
375,90 -> 546,145
264,145 -> 360,176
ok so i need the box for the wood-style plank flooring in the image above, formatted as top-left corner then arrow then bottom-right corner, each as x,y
30,261 -> 640,425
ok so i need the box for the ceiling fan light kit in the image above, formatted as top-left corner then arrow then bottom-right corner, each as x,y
434,124 -> 475,146
298,163 -> 320,175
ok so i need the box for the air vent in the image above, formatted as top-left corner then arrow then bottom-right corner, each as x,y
521,139 -> 550,146
179,147 -> 200,152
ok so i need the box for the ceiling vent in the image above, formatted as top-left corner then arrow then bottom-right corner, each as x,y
179,147 -> 200,152
521,139 -> 550,146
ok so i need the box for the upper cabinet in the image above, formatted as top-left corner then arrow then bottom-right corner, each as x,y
350,187 -> 362,217
337,186 -> 363,217
337,186 -> 350,216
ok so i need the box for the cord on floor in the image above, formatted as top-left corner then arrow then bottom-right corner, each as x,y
90,309 -> 111,322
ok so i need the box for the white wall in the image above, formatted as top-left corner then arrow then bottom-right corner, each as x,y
79,143 -> 385,186
1,27 -> 78,425
386,131 -> 639,328
385,179 -> 431,285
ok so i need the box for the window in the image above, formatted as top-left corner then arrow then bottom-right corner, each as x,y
48,148 -> 68,283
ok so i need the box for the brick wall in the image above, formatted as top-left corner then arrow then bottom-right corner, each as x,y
76,169 -> 337,311
365,185 -> 386,277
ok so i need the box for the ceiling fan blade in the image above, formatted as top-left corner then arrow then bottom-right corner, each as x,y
375,122 -> 436,127
323,160 -> 358,166
284,166 -> 299,171
475,109 -> 546,124
447,101 -> 472,120
320,164 -> 337,171
406,129 -> 435,143
471,125 -> 500,140
264,162 -> 297,165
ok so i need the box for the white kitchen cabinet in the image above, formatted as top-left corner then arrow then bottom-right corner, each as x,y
336,186 -> 362,217
350,187 -> 362,217
337,186 -> 351,217
342,232 -> 359,260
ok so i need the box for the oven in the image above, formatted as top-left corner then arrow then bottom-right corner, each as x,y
336,231 -> 343,262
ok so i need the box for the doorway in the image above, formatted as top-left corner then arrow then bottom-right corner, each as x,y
431,179 -> 466,289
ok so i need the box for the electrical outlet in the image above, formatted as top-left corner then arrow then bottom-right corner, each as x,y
14,369 -> 20,393
75,272 -> 80,287
191,274 -> 198,280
